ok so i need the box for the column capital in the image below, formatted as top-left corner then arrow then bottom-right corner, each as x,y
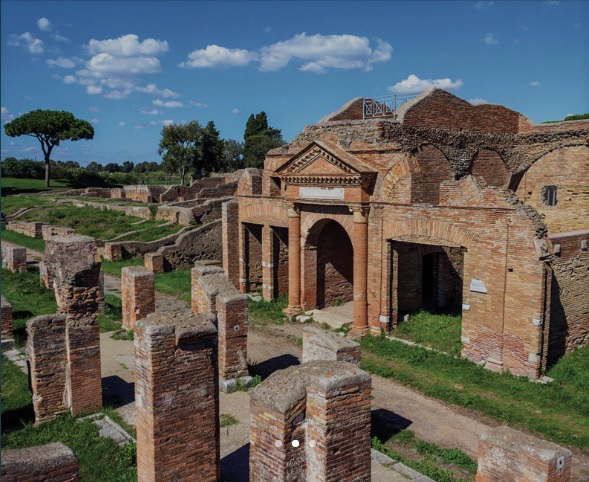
349,204 -> 370,223
286,202 -> 301,217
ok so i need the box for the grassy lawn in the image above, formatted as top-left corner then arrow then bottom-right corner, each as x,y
1,267 -> 58,345
100,258 -> 145,277
111,224 -> 183,242
1,177 -> 72,196
17,204 -> 182,242
1,357 -> 136,482
248,294 -> 289,326
154,268 -> 192,304
1,194 -> 52,216
360,334 -> 589,450
1,228 -> 46,253
393,311 -> 462,356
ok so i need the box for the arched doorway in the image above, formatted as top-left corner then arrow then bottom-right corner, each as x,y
303,219 -> 354,310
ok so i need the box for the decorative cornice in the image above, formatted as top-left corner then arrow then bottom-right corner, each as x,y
281,146 -> 356,175
281,174 -> 364,186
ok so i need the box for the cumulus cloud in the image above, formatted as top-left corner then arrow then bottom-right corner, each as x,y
46,57 -> 80,68
482,33 -> 498,45
7,32 -> 44,54
89,118 -> 100,124
141,108 -> 164,115
189,100 -> 208,108
389,74 -> 463,94
180,45 -> 258,68
529,81 -> 541,87
37,17 -> 52,31
180,33 -> 392,73
119,121 -> 126,127
87,85 -> 103,95
149,119 -> 174,126
53,33 -> 70,43
1,107 -> 15,123
474,1 -> 494,9
153,99 -> 184,108
87,34 -> 168,56
136,84 -> 179,98
63,75 -> 77,84
232,108 -> 241,114
469,98 -> 488,105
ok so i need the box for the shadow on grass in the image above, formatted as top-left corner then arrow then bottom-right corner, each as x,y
1,403 -> 35,434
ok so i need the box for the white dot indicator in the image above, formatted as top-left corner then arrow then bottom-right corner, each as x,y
292,440 -> 300,448
275,440 -> 282,448
309,440 -> 316,448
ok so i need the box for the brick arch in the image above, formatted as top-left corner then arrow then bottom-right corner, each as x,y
380,155 -> 416,201
301,211 -> 354,244
239,201 -> 288,227
383,218 -> 476,249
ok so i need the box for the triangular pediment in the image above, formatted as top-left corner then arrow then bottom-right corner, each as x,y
276,140 -> 375,177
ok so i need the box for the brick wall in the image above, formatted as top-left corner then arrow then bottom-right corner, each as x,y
476,426 -> 572,482
471,148 -> 509,187
5,221 -> 46,238
1,244 -> 27,273
273,226 -> 289,298
134,311 -> 219,482
222,200 -> 240,289
144,252 -> 164,274
244,223 -> 263,292
249,361 -> 371,482
1,442 -> 79,482
191,262 -> 249,382
121,267 -> 155,330
2,295 -> 13,338
302,327 -> 361,365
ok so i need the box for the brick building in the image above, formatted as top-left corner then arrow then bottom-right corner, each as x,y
224,88 -> 589,378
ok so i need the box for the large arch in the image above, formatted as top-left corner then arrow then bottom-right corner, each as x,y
383,219 -> 476,249
300,210 -> 354,244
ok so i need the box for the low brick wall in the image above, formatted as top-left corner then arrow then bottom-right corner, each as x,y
122,266 -> 155,330
476,426 -> 572,482
103,226 -> 193,261
2,295 -> 13,339
191,261 -> 249,382
135,311 -> 219,482
250,361 -> 372,482
1,244 -> 27,272
1,442 -> 79,482
302,326 -> 361,365
5,221 -> 46,238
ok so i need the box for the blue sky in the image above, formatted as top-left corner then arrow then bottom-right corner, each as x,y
1,0 -> 588,166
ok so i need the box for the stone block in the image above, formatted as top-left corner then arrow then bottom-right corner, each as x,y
2,295 -> 13,338
303,326 -> 361,365
144,252 -> 164,274
1,442 -> 79,482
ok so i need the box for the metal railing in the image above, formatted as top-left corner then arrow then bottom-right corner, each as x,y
363,94 -> 418,120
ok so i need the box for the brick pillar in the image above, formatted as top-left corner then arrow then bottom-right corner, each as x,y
26,314 -> 69,423
45,235 -> 102,416
103,242 -> 121,261
222,200 -> 240,289
262,225 -> 274,301
284,203 -> 302,317
239,223 -> 248,293
476,426 -> 572,482
122,266 -> 155,330
144,252 -> 164,274
350,206 -> 369,337
2,245 -> 27,272
250,361 -> 372,482
135,311 -> 219,482
1,295 -> 13,339
1,442 -> 79,482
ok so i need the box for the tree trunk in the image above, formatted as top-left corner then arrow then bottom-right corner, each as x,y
45,159 -> 50,188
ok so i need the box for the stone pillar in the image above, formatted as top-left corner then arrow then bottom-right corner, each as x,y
45,235 -> 102,416
144,252 -> 164,274
476,426 -> 572,482
103,242 -> 121,261
122,266 -> 155,330
222,200 -> 240,289
135,311 -> 219,482
27,314 -> 69,423
1,442 -> 79,482
1,295 -> 13,339
2,245 -> 27,273
284,204 -> 302,317
262,225 -> 274,301
250,361 -> 372,482
350,206 -> 369,337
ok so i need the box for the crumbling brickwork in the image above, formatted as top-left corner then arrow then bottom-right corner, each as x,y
134,311 -> 219,482
144,252 -> 164,274
1,442 -> 79,482
476,426 -> 572,482
44,235 -> 102,415
250,361 -> 371,482
122,266 -> 155,330
191,261 -> 249,383
302,327 -> 361,365
2,295 -> 13,339
1,244 -> 27,272
222,200 -> 240,289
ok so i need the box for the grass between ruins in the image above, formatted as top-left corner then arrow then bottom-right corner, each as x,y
393,311 -> 462,355
1,228 -> 47,253
360,334 -> 589,450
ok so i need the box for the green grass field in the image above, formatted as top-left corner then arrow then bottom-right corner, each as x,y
1,228 -> 47,253
393,311 -> 462,355
1,177 -> 72,196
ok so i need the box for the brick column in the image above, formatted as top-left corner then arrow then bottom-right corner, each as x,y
135,311 -> 219,482
284,203 -> 302,317
350,206 -> 369,337
2,245 -> 27,272
1,295 -> 13,339
222,200 -> 240,289
262,225 -> 274,301
122,266 -> 155,330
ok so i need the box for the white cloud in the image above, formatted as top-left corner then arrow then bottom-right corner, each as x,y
134,124 -> 144,129
232,108 -> 241,114
7,32 -> 44,54
46,57 -> 79,68
37,17 -> 51,31
469,98 -> 488,105
53,33 -> 70,43
529,81 -> 541,87
1,107 -> 15,123
153,99 -> 184,108
63,75 -> 78,84
90,118 -> 100,124
135,83 -> 179,98
119,121 -> 126,127
389,74 -> 463,94
149,119 -> 174,126
180,45 -> 258,68
141,108 -> 164,115
87,34 -> 168,56
546,0 -> 559,5
260,34 -> 392,73
482,33 -> 498,45
87,85 -> 103,95
88,106 -> 99,113
84,53 -> 162,77
189,100 -> 208,108
474,1 -> 494,9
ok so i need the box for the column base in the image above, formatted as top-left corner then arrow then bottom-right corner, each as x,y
348,326 -> 369,339
283,306 -> 302,319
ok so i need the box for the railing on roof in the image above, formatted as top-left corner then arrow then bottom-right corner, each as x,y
363,94 -> 418,120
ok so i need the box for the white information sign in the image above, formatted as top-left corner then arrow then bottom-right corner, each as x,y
469,279 -> 488,294
299,187 -> 345,200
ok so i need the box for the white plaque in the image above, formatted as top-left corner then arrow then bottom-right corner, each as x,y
299,187 -> 344,200
469,279 -> 487,294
